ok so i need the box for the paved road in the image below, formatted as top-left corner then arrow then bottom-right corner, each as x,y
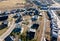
0,19 -> 16,41
41,11 -> 46,41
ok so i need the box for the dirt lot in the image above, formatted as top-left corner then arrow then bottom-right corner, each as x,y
34,12 -> 44,41
36,11 -> 51,41
45,11 -> 51,41
0,0 -> 26,11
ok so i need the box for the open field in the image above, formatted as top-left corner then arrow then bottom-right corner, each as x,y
0,0 -> 26,11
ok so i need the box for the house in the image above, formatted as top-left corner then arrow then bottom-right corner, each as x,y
31,15 -> 38,21
31,23 -> 39,30
0,24 -> 7,30
51,29 -> 58,41
16,9 -> 20,13
47,10 -> 54,20
10,36 -> 15,41
18,39 -> 22,41
3,10 -> 10,15
0,15 -> 8,21
0,10 -> 2,14
33,0 -> 41,6
26,8 -> 36,11
24,12 -> 28,15
2,20 -> 8,24
15,17 -> 23,23
2,20 -> 8,27
28,11 -> 34,16
13,27 -> 21,33
0,20 -> 8,29
39,13 -> 42,16
50,19 -> 58,29
28,28 -> 36,32
5,36 -> 13,41
20,8 -> 26,12
40,4 -> 47,7
34,10 -> 39,15
13,24 -> 21,33
13,24 -> 23,34
10,9 -> 16,14
27,31 -> 35,40
13,13 -> 21,18
40,7 -> 48,10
